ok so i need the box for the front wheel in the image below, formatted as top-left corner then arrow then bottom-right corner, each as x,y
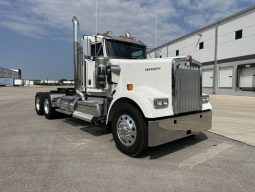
112,103 -> 148,157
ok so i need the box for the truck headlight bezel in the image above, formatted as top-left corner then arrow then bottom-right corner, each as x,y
202,94 -> 210,103
153,98 -> 169,109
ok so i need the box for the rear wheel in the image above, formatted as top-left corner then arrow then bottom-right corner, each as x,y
43,93 -> 56,119
112,103 -> 148,157
35,92 -> 45,115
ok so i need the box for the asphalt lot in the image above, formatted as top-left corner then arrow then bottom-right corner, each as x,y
0,86 -> 255,192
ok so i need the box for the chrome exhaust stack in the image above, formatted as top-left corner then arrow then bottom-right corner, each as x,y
72,16 -> 79,90
72,16 -> 85,100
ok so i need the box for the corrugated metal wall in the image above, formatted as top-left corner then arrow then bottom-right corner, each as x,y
0,67 -> 20,79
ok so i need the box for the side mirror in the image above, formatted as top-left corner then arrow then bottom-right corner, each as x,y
109,65 -> 121,84
82,36 -> 91,59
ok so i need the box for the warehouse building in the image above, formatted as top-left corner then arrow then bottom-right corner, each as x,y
0,67 -> 21,86
147,6 -> 255,96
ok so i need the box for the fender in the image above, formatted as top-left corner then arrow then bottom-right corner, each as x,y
106,87 -> 173,124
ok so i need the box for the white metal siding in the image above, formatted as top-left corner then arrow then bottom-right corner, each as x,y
160,27 -> 216,63
147,9 -> 255,63
218,10 -> 255,60
219,67 -> 233,87
147,52 -> 154,58
240,67 -> 255,87
203,69 -> 214,87
159,47 -> 168,57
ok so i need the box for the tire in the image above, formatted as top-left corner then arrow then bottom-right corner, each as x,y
35,92 -> 45,115
111,103 -> 148,157
43,93 -> 56,119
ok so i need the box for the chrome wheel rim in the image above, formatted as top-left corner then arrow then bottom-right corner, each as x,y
36,97 -> 40,111
117,114 -> 137,146
44,99 -> 49,114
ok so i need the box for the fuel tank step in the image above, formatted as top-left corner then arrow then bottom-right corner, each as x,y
72,99 -> 105,123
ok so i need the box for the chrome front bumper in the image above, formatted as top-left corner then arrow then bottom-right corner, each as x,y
148,110 -> 212,147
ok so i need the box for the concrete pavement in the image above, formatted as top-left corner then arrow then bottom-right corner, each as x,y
0,86 -> 254,192
210,95 -> 255,146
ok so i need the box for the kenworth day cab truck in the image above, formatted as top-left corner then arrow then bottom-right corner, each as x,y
34,17 -> 212,157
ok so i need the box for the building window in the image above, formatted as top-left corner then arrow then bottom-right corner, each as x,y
235,29 -> 242,40
199,42 -> 204,50
176,50 -> 179,56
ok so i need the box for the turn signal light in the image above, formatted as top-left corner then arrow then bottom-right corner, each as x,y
127,84 -> 133,90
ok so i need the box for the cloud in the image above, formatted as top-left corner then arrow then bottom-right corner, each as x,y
0,20 -> 47,37
0,0 -> 11,6
177,0 -> 237,12
0,0 -> 185,47
0,0 -> 254,47
179,0 -> 255,28
184,14 -> 208,28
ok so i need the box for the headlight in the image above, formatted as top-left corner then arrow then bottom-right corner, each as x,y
202,94 -> 210,103
154,98 -> 168,109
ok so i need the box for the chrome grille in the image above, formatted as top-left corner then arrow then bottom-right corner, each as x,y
172,60 -> 202,114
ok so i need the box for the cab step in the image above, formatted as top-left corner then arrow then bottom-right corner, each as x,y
72,99 -> 105,123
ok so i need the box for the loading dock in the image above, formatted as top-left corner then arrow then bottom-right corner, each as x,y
238,63 -> 255,91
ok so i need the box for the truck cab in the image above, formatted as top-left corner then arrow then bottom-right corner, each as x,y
79,33 -> 147,92
34,16 -> 212,157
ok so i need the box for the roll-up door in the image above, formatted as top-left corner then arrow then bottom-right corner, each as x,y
203,69 -> 213,87
219,67 -> 233,88
239,67 -> 255,88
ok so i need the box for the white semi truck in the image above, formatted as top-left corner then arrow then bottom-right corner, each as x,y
35,17 -> 212,157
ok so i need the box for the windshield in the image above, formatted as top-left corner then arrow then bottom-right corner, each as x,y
106,39 -> 146,59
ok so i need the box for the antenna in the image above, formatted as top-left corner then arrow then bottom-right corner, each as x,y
139,14 -> 142,41
96,0 -> 98,35
95,0 -> 98,58
100,0 -> 102,32
154,13 -> 158,48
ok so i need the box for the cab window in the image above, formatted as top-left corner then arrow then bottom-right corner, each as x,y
91,43 -> 103,60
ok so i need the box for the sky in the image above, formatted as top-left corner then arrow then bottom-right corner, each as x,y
0,0 -> 255,80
